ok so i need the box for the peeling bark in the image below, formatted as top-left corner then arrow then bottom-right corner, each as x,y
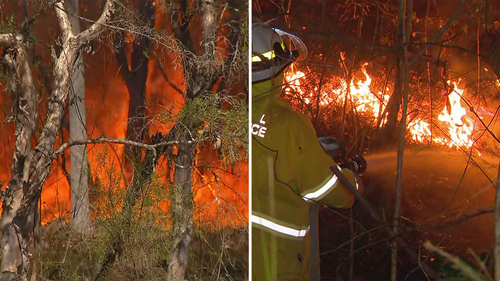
167,139 -> 194,281
0,1 -> 116,280
0,35 -> 37,281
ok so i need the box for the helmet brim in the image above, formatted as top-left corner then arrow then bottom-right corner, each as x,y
273,28 -> 308,62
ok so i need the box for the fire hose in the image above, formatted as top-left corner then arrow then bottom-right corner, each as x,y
319,137 -> 439,279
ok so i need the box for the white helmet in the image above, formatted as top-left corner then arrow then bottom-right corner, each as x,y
252,20 -> 307,84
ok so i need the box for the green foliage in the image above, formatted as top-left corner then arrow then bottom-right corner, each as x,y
36,149 -> 247,280
177,94 -> 249,167
238,1 -> 249,52
187,227 -> 248,280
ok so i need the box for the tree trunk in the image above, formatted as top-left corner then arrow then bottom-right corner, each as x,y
382,61 -> 403,146
166,2 -> 219,278
66,0 -> 93,236
0,1 -> 115,279
391,1 -> 411,279
495,157 -> 500,280
0,38 -> 78,281
167,139 -> 194,281
163,0 -> 240,279
379,0 -> 405,148
0,36 -> 38,281
116,0 -> 154,165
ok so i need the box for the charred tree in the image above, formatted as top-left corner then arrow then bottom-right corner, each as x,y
94,1 -> 156,278
66,0 -> 93,236
114,0 -> 155,233
116,0 -> 155,165
378,0 -> 405,148
0,1 -> 116,279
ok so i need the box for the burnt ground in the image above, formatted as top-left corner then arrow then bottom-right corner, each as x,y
318,147 -> 497,280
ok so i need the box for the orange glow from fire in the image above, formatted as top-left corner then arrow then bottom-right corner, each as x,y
0,1 -> 248,233
0,49 -> 247,230
285,63 -> 390,122
285,63 -> 478,150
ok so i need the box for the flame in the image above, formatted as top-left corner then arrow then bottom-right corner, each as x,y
285,64 -> 390,122
409,120 -> 432,143
285,63 -> 477,150
350,63 -> 390,120
436,81 -> 474,148
0,51 -> 247,229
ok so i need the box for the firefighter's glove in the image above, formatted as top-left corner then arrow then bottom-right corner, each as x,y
350,156 -> 367,174
318,137 -> 346,163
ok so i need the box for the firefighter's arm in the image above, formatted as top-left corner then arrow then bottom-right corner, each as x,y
292,114 -> 355,209
323,165 -> 358,208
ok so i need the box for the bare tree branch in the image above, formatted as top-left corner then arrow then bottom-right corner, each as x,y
77,0 -> 116,43
413,209 -> 494,230
52,137 -> 197,159
408,0 -> 467,66
151,51 -> 186,98
54,1 -> 73,40
424,240 -> 490,281
0,34 -> 21,47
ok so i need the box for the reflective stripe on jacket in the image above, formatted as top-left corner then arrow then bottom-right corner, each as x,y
252,74 -> 356,280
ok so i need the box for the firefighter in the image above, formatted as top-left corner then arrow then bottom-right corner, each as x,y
251,19 -> 364,280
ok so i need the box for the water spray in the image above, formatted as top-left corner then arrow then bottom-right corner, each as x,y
318,137 -> 440,278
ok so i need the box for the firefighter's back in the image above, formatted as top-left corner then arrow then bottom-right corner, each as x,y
252,99 -> 314,280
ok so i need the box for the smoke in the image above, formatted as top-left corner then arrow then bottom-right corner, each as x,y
424,1 -> 500,86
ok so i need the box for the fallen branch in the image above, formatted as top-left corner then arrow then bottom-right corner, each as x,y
423,240 -> 490,281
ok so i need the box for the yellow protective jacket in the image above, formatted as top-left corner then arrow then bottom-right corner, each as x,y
251,75 -> 357,280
